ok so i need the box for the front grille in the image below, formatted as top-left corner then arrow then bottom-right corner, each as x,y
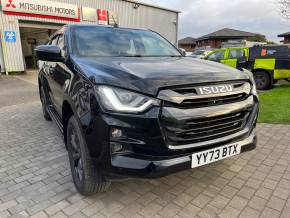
159,82 -> 251,108
171,82 -> 245,95
169,93 -> 248,108
161,110 -> 251,146
158,82 -> 253,148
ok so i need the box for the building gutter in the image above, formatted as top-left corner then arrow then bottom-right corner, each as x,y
123,0 -> 181,13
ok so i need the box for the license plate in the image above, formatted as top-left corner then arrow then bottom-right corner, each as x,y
191,143 -> 242,168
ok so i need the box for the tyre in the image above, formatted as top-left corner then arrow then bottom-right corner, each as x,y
67,116 -> 110,195
253,71 -> 272,90
40,86 -> 51,121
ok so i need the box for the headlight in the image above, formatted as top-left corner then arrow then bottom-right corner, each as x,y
242,69 -> 257,95
96,86 -> 160,113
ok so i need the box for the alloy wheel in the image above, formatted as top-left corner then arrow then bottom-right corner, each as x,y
255,74 -> 267,89
70,128 -> 83,182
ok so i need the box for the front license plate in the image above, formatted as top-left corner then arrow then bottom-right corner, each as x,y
191,143 -> 242,168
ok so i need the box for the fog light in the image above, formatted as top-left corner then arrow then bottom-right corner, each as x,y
111,143 -> 123,153
111,128 -> 123,138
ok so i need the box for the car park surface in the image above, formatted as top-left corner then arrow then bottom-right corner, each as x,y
0,76 -> 290,217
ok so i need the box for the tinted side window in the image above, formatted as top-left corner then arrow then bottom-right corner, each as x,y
229,49 -> 245,59
208,51 -> 225,61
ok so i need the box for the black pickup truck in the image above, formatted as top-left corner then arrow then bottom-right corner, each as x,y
36,24 -> 259,195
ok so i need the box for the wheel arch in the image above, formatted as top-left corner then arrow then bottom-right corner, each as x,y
252,68 -> 274,83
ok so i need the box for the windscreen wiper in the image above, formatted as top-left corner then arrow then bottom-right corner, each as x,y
122,54 -> 143,57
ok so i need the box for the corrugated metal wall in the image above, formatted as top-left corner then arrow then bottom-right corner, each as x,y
0,0 -> 179,72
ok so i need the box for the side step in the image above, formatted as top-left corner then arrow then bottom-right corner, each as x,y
47,105 -> 64,134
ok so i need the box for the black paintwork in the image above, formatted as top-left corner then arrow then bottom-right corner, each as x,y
35,45 -> 64,62
73,56 -> 249,96
36,24 -> 258,179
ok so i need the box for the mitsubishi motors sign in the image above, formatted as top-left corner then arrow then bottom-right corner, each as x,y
1,0 -> 80,22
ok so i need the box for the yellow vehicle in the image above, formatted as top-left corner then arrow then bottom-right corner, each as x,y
205,45 -> 290,90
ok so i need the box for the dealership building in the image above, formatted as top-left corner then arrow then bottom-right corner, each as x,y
0,0 -> 179,73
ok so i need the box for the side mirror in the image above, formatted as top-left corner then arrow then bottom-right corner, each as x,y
35,45 -> 64,62
178,48 -> 187,56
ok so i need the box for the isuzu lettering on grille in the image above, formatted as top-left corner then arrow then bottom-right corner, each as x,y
197,84 -> 233,95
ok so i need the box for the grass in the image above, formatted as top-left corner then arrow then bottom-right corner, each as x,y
258,82 -> 290,124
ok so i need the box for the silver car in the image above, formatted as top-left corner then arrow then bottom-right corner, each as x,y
188,49 -> 212,59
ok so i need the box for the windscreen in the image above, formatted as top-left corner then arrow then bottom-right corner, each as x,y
72,26 -> 181,57
192,50 -> 205,55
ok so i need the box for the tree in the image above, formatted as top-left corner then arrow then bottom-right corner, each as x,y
248,34 -> 267,42
279,0 -> 290,19
266,41 -> 277,45
247,34 -> 276,44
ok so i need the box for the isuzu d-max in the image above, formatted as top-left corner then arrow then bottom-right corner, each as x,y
36,24 -> 258,195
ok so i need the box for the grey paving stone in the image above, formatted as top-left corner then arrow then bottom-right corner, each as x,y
1,77 -> 290,218
139,202 -> 162,218
239,207 -> 260,218
229,196 -> 248,210
266,196 -> 286,212
173,193 -> 192,207
260,207 -> 280,218
177,203 -> 201,218
248,196 -> 267,211
218,206 -> 240,218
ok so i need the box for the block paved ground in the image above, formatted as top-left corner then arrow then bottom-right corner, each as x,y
0,76 -> 290,218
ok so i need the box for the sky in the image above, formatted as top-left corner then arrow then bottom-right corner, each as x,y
139,0 -> 290,42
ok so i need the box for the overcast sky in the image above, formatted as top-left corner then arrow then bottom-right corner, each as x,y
139,0 -> 290,42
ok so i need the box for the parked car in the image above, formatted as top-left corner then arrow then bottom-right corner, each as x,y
188,49 -> 212,59
205,45 -> 290,90
36,24 -> 258,195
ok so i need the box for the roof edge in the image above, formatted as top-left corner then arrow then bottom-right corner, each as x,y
196,35 -> 258,41
278,32 -> 290,37
196,28 -> 262,41
124,0 -> 181,13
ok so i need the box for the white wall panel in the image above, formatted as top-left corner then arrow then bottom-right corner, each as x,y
0,0 -> 179,72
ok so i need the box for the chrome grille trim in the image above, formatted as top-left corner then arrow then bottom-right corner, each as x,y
167,128 -> 249,150
158,82 -> 251,104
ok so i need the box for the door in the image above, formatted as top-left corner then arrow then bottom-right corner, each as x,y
49,34 -> 73,115
44,35 -> 59,108
224,48 -> 248,69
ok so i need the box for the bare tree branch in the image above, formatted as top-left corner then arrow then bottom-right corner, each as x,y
279,0 -> 290,19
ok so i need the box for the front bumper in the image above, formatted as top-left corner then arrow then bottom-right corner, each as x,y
109,131 -> 257,178
84,94 -> 258,180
